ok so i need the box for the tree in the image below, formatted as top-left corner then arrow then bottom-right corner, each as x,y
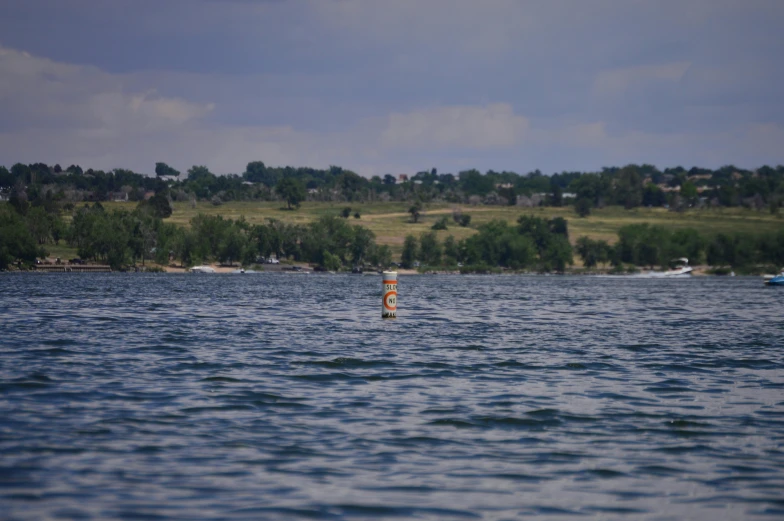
459,169 -> 494,195
575,197 -> 592,217
408,202 -> 422,223
549,179 -> 563,207
541,235 -> 573,272
0,206 -> 43,269
681,181 -> 698,205
642,183 -> 667,207
369,244 -> 392,268
219,224 -> 248,266
25,207 -> 51,244
276,177 -> 306,210
614,165 -> 643,208
443,235 -> 458,265
322,250 -> 342,271
351,226 -> 376,266
138,193 -> 172,219
401,235 -> 418,268
576,237 -> 610,268
155,162 -> 180,177
432,216 -> 449,230
419,232 -> 442,265
244,161 -> 273,185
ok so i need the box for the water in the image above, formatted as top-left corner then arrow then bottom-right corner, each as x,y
1,273 -> 783,520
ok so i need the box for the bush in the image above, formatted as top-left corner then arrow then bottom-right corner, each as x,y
432,216 -> 449,230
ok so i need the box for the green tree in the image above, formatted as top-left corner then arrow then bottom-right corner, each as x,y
138,193 -> 172,219
408,202 -> 422,223
680,181 -> 698,205
276,177 -> 306,210
401,235 -> 418,268
541,235 -> 573,272
459,169 -> 494,195
244,161 -> 276,185
614,165 -> 643,208
25,206 -> 51,244
351,226 -> 376,266
576,237 -> 611,268
369,244 -> 392,269
432,216 -> 449,230
575,197 -> 591,217
443,235 -> 458,265
322,250 -> 342,271
219,224 -> 248,266
155,162 -> 180,177
419,232 -> 442,266
0,206 -> 43,269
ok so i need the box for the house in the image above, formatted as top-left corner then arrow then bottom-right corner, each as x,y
397,174 -> 409,183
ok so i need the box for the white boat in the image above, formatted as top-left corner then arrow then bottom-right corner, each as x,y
190,265 -> 216,273
662,258 -> 693,276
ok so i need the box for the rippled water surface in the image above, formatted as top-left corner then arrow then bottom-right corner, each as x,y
1,273 -> 783,520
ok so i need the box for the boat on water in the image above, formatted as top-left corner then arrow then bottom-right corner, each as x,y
662,257 -> 693,276
190,265 -> 216,273
763,269 -> 784,286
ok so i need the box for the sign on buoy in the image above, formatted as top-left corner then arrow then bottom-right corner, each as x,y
382,271 -> 397,319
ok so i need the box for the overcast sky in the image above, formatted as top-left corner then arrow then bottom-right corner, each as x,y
1,0 -> 783,177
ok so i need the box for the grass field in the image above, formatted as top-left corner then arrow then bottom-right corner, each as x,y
82,201 -> 783,260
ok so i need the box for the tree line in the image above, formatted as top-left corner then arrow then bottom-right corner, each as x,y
2,161 -> 783,213
400,215 -> 574,273
0,196 -> 390,271
2,195 -> 782,272
574,225 -> 784,273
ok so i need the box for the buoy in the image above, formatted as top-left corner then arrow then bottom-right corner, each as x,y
382,271 -> 397,319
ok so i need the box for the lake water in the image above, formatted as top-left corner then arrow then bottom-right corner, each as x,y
1,273 -> 783,520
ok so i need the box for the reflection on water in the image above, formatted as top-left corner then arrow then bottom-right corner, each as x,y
1,273 -> 783,519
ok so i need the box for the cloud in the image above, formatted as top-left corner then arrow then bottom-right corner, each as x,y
0,46 -> 213,136
1,0 -> 784,175
381,104 -> 529,150
593,62 -> 691,96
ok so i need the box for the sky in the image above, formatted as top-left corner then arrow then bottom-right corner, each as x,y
1,0 -> 783,177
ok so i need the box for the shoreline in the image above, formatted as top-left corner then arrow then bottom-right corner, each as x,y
11,264 -> 765,277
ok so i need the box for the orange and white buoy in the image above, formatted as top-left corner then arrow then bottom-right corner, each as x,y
382,271 -> 397,319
